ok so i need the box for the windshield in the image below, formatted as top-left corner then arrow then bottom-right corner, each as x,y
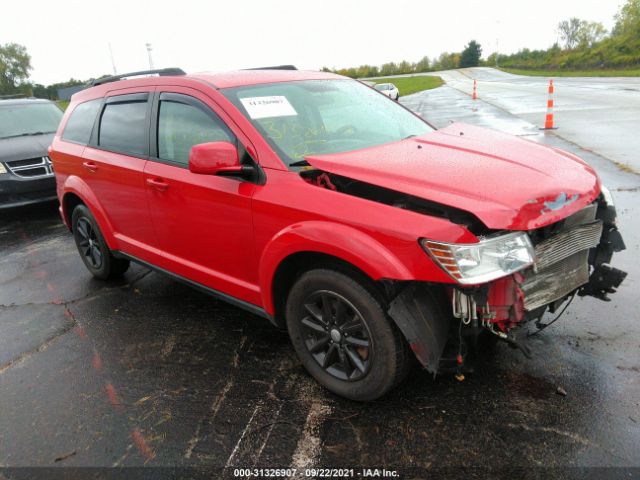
374,84 -> 390,91
223,79 -> 432,166
0,103 -> 63,139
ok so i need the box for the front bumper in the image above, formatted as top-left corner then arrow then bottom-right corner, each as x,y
0,174 -> 57,210
389,197 -> 627,373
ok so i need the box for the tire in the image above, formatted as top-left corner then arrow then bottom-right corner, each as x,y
285,269 -> 410,401
71,205 -> 130,280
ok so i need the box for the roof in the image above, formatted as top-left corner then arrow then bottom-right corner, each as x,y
190,69 -> 344,89
72,69 -> 347,102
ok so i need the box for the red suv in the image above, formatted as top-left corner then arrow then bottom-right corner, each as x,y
50,67 -> 626,400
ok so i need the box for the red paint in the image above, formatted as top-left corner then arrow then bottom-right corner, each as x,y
46,282 -> 55,292
73,325 -> 87,339
131,428 -> 155,461
50,70 -> 601,318
105,382 -> 122,409
92,352 -> 103,371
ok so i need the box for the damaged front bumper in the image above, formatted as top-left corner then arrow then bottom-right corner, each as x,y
388,194 -> 627,374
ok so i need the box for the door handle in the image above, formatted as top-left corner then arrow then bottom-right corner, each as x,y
82,161 -> 98,172
146,178 -> 169,192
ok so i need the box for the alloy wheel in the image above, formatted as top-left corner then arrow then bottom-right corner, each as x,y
300,290 -> 373,381
76,217 -> 103,269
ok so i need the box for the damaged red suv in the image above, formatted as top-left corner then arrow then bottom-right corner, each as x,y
50,67 -> 626,400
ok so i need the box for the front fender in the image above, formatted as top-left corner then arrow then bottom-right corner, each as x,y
259,221 -> 413,315
61,175 -> 117,249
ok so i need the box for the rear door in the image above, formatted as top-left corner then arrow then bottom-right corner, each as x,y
82,89 -> 157,257
143,88 -> 259,305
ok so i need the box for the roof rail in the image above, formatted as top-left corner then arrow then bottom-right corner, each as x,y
90,68 -> 186,86
245,65 -> 297,71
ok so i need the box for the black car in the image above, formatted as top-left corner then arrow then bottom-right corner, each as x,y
0,98 -> 63,209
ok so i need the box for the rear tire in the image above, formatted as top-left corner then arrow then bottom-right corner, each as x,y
286,269 -> 410,401
71,205 -> 130,280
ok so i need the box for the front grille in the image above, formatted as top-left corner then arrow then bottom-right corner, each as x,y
5,156 -> 54,178
522,204 -> 602,311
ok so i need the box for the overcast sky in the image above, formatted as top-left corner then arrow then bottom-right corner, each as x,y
1,0 -> 624,85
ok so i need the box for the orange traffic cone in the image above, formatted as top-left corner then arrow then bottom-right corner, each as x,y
472,79 -> 477,100
541,79 -> 557,130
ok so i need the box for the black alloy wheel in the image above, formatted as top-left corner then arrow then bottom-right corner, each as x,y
286,269 -> 411,401
71,205 -> 130,280
76,217 -> 103,269
300,290 -> 373,381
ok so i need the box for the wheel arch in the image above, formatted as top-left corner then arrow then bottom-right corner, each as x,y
259,221 -> 414,325
60,176 -> 117,248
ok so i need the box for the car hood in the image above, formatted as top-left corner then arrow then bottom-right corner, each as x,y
305,123 -> 600,231
0,133 -> 55,163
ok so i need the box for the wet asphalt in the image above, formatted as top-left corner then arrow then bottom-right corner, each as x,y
1,71 -> 639,479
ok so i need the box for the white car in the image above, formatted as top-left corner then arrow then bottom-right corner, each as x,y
374,82 -> 399,100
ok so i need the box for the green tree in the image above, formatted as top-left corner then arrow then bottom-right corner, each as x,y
460,40 -> 482,68
576,21 -> 607,48
379,62 -> 398,76
414,56 -> 431,72
0,43 -> 32,95
613,0 -> 640,35
558,18 -> 582,49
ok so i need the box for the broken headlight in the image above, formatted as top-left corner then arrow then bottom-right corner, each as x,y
421,232 -> 535,285
0,163 -> 6,174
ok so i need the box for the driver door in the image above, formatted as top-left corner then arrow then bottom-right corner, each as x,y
143,88 -> 259,305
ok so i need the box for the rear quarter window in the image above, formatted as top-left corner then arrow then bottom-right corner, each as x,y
62,99 -> 102,144
98,98 -> 148,156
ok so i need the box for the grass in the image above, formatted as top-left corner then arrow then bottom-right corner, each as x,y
369,75 -> 444,96
57,100 -> 69,111
499,67 -> 640,77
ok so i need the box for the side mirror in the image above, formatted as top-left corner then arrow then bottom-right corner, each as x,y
189,142 -> 244,176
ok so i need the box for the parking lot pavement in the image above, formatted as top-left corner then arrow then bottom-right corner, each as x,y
416,67 -> 640,172
1,79 -> 640,477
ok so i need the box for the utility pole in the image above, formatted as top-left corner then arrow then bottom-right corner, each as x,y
145,43 -> 154,69
108,43 -> 117,74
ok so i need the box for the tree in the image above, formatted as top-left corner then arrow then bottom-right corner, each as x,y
415,56 -> 431,72
379,62 -> 398,76
433,52 -> 459,70
613,0 -> 640,36
397,60 -> 413,74
0,43 -> 31,95
459,40 -> 482,68
558,18 -> 582,49
576,21 -> 607,48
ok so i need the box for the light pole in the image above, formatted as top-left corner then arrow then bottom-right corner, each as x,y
108,43 -> 117,74
145,43 -> 154,70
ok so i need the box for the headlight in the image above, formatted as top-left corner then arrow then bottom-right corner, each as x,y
600,185 -> 614,207
0,163 -> 6,174
420,232 -> 535,285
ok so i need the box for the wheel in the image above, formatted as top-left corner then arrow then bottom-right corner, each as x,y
285,269 -> 410,401
71,205 -> 130,280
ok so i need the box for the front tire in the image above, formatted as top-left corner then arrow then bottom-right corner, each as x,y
286,269 -> 410,401
71,205 -> 130,280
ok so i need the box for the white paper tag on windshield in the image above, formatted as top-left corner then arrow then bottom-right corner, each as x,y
240,96 -> 297,119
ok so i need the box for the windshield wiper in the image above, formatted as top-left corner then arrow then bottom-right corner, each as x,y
290,159 -> 310,167
403,134 -> 417,140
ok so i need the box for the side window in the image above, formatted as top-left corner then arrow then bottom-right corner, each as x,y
157,97 -> 234,166
98,98 -> 148,156
62,99 -> 101,144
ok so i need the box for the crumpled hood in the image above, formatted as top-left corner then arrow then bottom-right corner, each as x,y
0,133 -> 54,163
305,123 -> 600,231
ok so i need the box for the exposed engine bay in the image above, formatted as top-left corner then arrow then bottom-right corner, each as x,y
302,169 -> 627,374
